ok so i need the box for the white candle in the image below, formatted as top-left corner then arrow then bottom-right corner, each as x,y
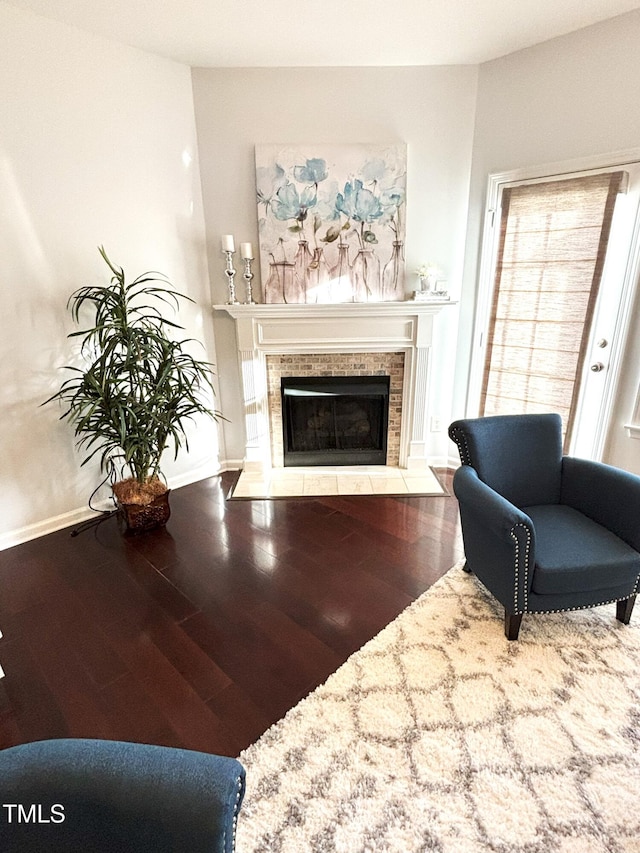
240,242 -> 254,260
221,234 -> 235,252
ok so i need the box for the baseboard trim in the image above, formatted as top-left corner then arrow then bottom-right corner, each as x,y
218,458 -> 244,472
0,505 -> 112,553
427,455 -> 460,470
166,463 -> 222,491
0,462 -> 223,553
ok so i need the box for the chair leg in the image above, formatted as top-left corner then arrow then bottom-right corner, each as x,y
462,561 -> 472,574
616,595 -> 636,625
505,612 -> 523,641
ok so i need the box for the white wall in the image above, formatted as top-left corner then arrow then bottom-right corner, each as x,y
191,65 -> 478,466
9,4 -> 638,550
460,10 -> 640,474
0,3 -> 218,547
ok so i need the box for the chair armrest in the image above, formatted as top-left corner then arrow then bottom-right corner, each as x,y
561,457 -> 640,552
453,465 -> 535,613
453,464 -> 533,537
0,739 -> 246,853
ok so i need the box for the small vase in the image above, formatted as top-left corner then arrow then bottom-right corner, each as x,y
329,240 -> 353,302
265,261 -> 295,303
382,241 -> 405,301
293,239 -> 313,303
307,247 -> 331,303
352,248 -> 381,302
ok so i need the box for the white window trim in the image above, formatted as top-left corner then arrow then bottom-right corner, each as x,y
468,148 -> 640,459
625,392 -> 640,439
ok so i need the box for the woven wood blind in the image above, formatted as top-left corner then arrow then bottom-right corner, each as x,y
480,171 -> 624,445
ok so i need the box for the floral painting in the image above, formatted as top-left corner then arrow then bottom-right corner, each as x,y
255,144 -> 407,303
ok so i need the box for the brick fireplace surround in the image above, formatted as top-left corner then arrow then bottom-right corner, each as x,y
215,302 -> 453,475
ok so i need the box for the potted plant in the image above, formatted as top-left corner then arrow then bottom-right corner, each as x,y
46,247 -> 221,532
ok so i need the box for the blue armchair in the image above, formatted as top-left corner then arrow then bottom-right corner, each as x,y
0,739 -> 245,853
448,413 -> 640,640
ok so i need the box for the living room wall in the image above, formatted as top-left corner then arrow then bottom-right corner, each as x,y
0,4 -> 217,548
191,65 -> 478,467
6,4 -> 638,548
460,9 -> 640,474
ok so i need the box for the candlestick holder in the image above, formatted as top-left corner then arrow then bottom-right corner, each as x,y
242,257 -> 256,304
223,249 -> 239,305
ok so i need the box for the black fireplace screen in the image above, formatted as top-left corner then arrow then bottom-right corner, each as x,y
281,375 -> 390,466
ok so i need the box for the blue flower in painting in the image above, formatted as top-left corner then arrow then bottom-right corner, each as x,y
380,186 -> 405,211
336,180 -> 383,223
316,180 -> 341,222
294,158 -> 328,184
360,158 -> 387,184
256,162 -> 287,211
271,182 -> 317,223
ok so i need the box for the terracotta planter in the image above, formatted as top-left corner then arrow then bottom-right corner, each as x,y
117,489 -> 171,533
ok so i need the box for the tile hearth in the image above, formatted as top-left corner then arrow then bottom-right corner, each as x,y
229,465 -> 445,499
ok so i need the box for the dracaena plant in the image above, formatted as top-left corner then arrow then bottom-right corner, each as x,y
45,247 -> 220,489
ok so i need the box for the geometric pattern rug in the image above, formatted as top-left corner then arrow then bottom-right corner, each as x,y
238,564 -> 640,852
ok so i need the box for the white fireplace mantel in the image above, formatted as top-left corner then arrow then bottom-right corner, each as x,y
214,301 -> 456,473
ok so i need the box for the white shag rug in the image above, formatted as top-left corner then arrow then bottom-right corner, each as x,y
238,564 -> 640,852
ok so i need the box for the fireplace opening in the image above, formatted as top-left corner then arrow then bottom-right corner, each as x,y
281,375 -> 390,466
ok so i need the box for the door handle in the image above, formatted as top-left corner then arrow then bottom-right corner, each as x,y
590,362 -> 605,372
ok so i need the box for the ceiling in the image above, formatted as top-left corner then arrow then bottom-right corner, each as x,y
4,0 -> 640,67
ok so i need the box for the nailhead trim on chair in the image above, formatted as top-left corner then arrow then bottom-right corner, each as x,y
510,523 -> 531,615
226,773 -> 244,852
507,584 -> 640,617
449,427 -> 472,465
534,596 -> 633,615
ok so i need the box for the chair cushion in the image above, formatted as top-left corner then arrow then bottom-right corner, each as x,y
525,504 -> 640,596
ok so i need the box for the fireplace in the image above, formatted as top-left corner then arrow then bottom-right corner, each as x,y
267,351 -> 403,468
214,302 -> 455,474
281,375 -> 390,466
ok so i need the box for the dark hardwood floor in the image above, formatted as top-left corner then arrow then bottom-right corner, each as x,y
0,469 -> 463,756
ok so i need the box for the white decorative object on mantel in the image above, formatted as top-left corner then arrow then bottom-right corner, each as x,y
412,290 -> 449,302
214,301 -> 456,476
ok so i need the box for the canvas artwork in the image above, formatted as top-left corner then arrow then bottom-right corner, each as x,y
255,143 -> 407,304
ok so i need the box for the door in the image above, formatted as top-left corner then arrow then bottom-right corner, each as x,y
571,167 -> 640,457
469,159 -> 640,458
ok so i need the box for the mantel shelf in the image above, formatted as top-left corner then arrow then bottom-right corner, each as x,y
213,300 -> 456,320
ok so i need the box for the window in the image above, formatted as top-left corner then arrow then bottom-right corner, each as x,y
480,172 -> 624,446
470,156 -> 640,460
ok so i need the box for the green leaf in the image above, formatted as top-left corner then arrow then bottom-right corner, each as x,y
321,223 -> 342,244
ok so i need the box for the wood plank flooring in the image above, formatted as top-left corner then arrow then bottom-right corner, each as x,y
0,469 -> 463,756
